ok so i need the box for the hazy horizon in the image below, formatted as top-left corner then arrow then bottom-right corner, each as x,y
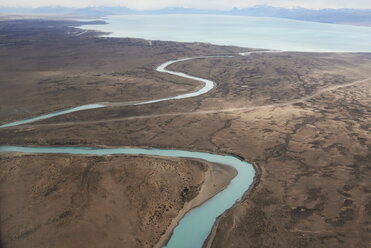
1,1 -> 371,10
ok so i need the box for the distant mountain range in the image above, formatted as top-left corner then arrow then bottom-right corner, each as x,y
1,5 -> 371,26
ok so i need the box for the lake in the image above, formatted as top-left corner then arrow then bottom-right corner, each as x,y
79,14 -> 371,52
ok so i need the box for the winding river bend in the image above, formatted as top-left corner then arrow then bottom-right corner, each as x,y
0,53 -> 256,247
0,55 -> 232,128
0,146 -> 254,248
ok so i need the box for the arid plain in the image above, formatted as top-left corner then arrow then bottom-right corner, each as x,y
0,19 -> 370,247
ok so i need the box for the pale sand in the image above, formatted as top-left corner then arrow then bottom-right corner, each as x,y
155,161 -> 238,248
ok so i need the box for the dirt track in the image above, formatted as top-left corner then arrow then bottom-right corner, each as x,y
1,19 -> 371,248
3,76 -> 369,129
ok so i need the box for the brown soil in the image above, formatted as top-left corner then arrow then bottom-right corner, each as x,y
0,153 -> 236,248
1,19 -> 371,248
0,19 -> 244,124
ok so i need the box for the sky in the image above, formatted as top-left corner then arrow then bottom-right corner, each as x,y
1,0 -> 371,10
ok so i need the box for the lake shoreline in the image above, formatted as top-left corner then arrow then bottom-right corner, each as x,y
78,14 -> 371,52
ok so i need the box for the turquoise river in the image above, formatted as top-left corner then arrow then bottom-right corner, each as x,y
0,53 -> 260,247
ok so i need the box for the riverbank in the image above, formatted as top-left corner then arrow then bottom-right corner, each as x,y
203,161 -> 261,248
1,19 -> 371,247
0,19 -> 245,125
0,146 -> 254,248
0,152 -> 236,248
156,161 -> 237,247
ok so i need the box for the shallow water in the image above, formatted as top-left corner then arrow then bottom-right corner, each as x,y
2,13 -> 369,247
79,14 -> 371,52
136,56 -> 225,105
0,56 -> 218,127
0,145 -> 255,248
0,104 -> 106,128
0,53 -> 256,247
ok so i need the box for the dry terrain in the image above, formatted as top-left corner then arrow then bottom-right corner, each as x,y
0,19 -> 371,248
0,153 -> 236,248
